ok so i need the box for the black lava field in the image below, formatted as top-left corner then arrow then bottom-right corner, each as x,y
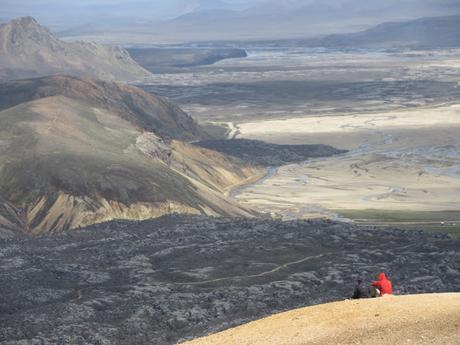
1,216 -> 459,344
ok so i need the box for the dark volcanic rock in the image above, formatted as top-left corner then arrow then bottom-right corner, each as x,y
194,139 -> 346,166
128,48 -> 248,73
0,216 -> 459,344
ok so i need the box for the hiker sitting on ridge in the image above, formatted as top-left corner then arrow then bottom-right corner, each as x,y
372,272 -> 393,296
352,277 -> 380,299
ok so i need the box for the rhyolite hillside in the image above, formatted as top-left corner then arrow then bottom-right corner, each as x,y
0,75 -> 262,234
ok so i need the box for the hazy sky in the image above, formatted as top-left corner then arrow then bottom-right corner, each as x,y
2,0 -> 459,42
3,0 -> 460,21
1,0 -> 253,21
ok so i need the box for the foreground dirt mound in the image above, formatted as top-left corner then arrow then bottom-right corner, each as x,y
182,293 -> 460,345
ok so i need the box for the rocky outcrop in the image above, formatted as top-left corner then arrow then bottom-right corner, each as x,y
136,132 -> 173,164
1,192 -> 203,235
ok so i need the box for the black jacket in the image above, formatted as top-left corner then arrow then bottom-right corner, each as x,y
352,283 -> 372,299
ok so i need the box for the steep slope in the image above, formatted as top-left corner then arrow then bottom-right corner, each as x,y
170,141 -> 265,195
306,15 -> 460,49
182,294 -> 460,345
0,76 -> 261,234
0,75 -> 207,141
0,17 -> 152,81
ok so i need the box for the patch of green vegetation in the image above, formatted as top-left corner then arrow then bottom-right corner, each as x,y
332,209 -> 460,237
392,224 -> 460,237
334,209 -> 460,222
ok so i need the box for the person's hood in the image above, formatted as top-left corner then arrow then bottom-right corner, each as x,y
377,272 -> 388,280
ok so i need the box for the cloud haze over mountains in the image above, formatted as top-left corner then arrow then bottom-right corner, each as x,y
2,0 -> 460,42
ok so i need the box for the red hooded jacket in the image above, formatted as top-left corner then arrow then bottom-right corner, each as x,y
372,272 -> 393,295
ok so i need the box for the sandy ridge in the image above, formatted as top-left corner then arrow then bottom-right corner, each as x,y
181,293 -> 460,345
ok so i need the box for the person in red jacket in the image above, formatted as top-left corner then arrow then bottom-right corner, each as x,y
372,272 -> 393,296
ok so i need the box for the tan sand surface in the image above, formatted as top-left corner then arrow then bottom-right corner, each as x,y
236,105 -> 460,150
181,293 -> 460,345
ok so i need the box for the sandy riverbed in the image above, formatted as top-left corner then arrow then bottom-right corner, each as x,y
233,105 -> 460,219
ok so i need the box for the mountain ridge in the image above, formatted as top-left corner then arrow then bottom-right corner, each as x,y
0,75 -> 206,141
0,17 -> 152,81
0,75 -> 261,234
304,14 -> 460,48
54,2 -> 460,43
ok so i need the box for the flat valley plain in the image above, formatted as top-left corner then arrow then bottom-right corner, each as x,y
141,47 -> 460,234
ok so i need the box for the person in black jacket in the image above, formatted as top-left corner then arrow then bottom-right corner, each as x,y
352,277 -> 378,299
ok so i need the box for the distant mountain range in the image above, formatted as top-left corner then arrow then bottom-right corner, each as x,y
4,12 -> 459,51
53,1 -> 460,44
304,15 -> 460,49
0,75 -> 261,234
0,17 -> 152,81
